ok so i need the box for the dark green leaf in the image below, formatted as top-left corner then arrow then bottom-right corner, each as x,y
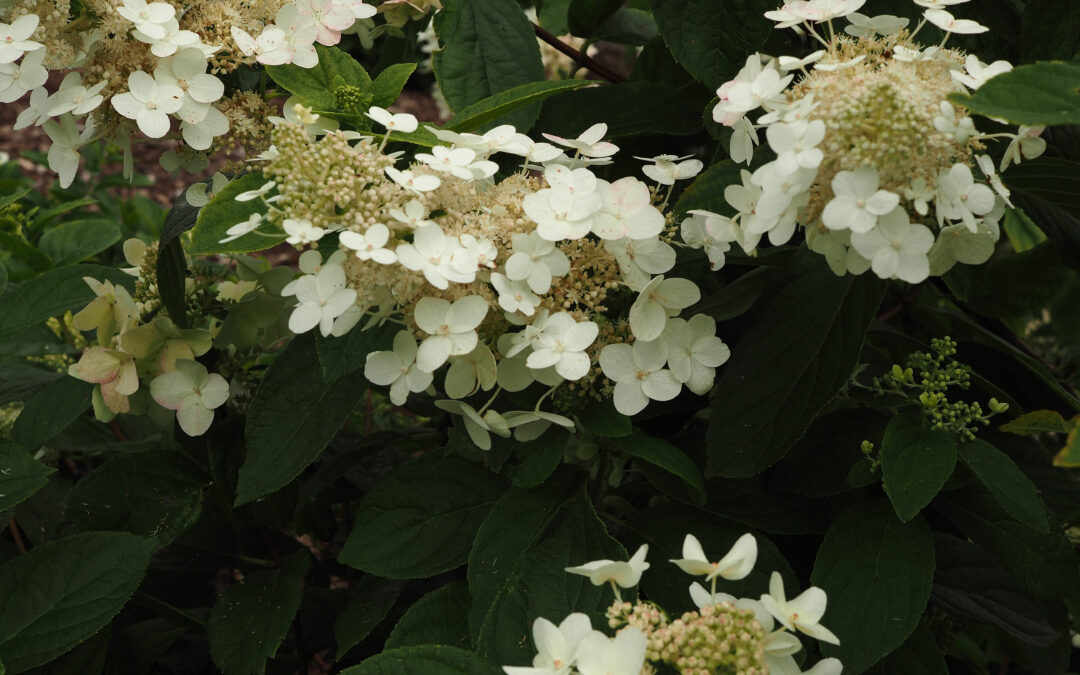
624,429 -> 705,502
107,618 -> 190,675
880,413 -> 957,522
237,334 -> 368,505
702,477 -> 829,535
576,399 -> 631,437
959,440 -> 1049,532
1019,0 -> 1080,61
770,408 -> 889,497
467,470 -> 579,644
0,264 -> 134,341
507,430 -> 571,488
812,501 -> 935,675
536,82 -> 703,138
340,645 -> 502,675
473,487 -> 624,666
537,0 -> 571,35
651,0 -> 775,89
157,192 -> 199,328
10,376 -> 91,451
65,450 -> 206,545
944,241 -> 1069,317
37,219 -> 120,267
0,442 -> 54,513
370,63 -> 417,108
340,455 -> 507,578
0,532 -> 154,672
335,578 -> 402,657
0,360 -> 60,405
865,624 -> 946,675
592,8 -> 658,46
0,231 -> 51,273
433,0 -> 547,131
445,80 -> 593,133
932,534 -> 1061,646
208,550 -> 310,675
385,581 -> 471,650
690,266 -> 777,322
1005,158 -> 1080,268
568,0 -> 622,37
30,198 -> 97,228
267,44 -> 371,111
706,248 -> 886,477
936,490 -> 1080,600
951,61 -> 1080,126
314,321 -> 397,381
0,264 -> 7,295
672,159 -> 740,219
187,173 -> 281,256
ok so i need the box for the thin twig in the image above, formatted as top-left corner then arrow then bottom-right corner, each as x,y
532,23 -> 627,84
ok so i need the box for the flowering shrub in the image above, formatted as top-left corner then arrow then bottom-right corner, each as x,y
0,0 -> 1078,674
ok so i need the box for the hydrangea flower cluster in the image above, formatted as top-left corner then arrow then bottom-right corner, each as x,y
504,533 -> 841,675
231,105 -> 730,446
694,0 -> 1046,283
0,0 -> 382,187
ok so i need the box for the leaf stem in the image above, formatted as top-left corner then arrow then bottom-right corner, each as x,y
531,23 -> 627,84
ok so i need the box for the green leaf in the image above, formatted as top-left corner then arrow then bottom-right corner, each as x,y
335,578 -> 402,657
576,399 -> 631,438
706,248 -> 886,477
567,0 -> 622,37
880,413 -> 957,522
0,360 -> 60,405
506,430 -> 571,488
944,241 -> 1069,317
936,490 -> 1080,600
266,44 -> 371,111
237,333 -> 368,505
340,645 -> 502,675
10,376 -> 91,451
651,0 -> 775,89
30,198 -> 97,228
65,450 -> 207,545
865,624 -> 947,675
445,80 -> 593,133
933,534 -> 1061,646
0,442 -> 54,513
672,159 -> 740,219
0,532 -> 154,672
0,264 -> 134,341
187,173 -> 282,256
370,63 -> 417,108
314,321 -> 397,381
623,429 -> 705,502
467,470 -> 579,645
537,0 -> 571,35
1005,158 -> 1080,268
770,408 -> 890,497
157,194 -> 200,328
385,581 -> 471,650
1000,409 -> 1071,434
473,487 -> 624,666
340,456 -> 507,578
959,440 -> 1049,532
690,266 -> 777,322
0,264 -> 7,296
951,61 -> 1080,126
37,219 -> 120,267
536,82 -> 704,137
0,231 -> 51,273
592,8 -> 658,46
811,501 -> 935,675
208,550 -> 310,675
433,0 -> 546,131
1019,0 -> 1080,61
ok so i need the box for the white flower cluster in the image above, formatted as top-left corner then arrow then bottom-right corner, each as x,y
697,0 -> 1046,283
236,108 -> 730,447
504,533 -> 841,675
0,0 -> 375,187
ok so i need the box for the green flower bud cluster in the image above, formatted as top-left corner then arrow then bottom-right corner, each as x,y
872,336 -> 1008,441
334,85 -> 371,113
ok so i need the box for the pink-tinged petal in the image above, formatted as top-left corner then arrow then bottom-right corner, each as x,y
199,373 -> 230,409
